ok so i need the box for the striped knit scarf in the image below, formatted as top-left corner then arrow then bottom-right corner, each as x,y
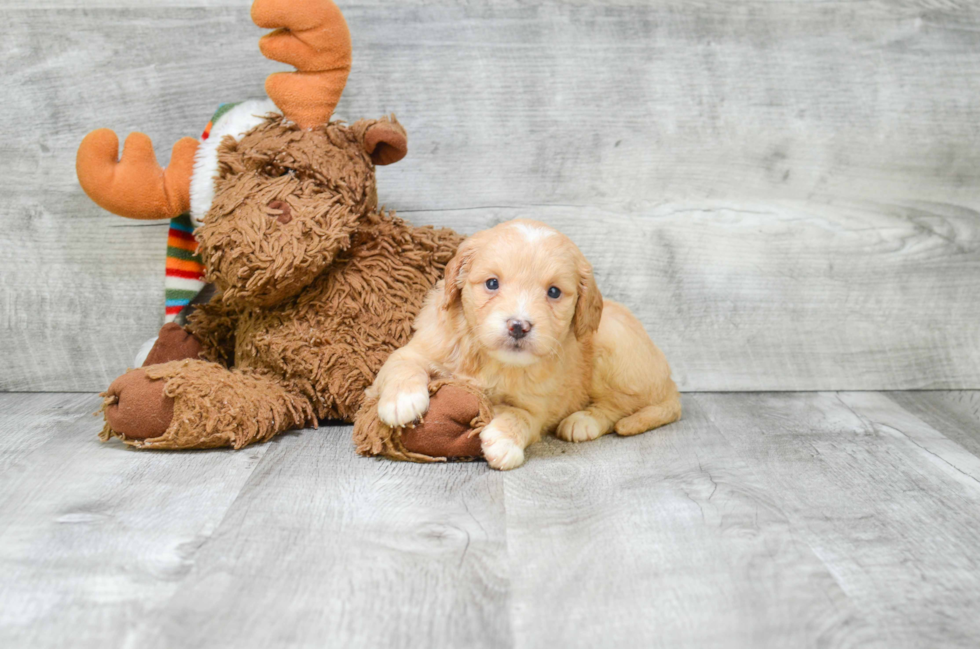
164,213 -> 205,322
163,103 -> 242,323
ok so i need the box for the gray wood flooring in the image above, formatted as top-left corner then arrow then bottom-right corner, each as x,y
2,390 -> 979,648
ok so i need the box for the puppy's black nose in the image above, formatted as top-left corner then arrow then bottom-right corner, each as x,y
507,319 -> 532,340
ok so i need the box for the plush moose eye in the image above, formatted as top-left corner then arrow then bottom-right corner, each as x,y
547,286 -> 562,299
264,165 -> 293,178
485,278 -> 499,291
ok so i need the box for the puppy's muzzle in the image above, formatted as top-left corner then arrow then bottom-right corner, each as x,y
507,318 -> 533,340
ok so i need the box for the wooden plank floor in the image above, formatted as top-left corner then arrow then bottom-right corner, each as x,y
1,391 -> 979,648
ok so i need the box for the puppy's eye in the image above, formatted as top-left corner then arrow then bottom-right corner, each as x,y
485,278 -> 499,291
547,286 -> 562,299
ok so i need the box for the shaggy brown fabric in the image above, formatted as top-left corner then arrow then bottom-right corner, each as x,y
103,360 -> 314,449
100,115 -> 463,451
143,323 -> 203,366
185,299 -> 238,367
353,380 -> 493,462
198,116 -> 377,309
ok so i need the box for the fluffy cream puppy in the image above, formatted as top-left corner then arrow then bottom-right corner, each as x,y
368,219 -> 681,470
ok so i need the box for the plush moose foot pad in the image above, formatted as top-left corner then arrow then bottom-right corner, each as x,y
142,323 -> 203,366
353,381 -> 493,463
101,368 -> 175,441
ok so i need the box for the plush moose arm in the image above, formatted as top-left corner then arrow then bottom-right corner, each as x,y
184,298 -> 239,367
138,312 -> 235,369
135,288 -> 237,369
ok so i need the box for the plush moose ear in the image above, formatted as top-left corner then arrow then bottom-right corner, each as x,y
573,260 -> 603,339
356,116 -> 408,166
442,238 -> 475,310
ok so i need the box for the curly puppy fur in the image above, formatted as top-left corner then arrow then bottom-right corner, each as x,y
364,219 -> 681,470
100,116 -> 463,449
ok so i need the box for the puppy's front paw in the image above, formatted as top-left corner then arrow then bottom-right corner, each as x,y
556,411 -> 603,443
378,385 -> 430,428
480,422 -> 525,470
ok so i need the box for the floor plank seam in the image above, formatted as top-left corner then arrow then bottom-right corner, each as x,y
498,471 -> 519,649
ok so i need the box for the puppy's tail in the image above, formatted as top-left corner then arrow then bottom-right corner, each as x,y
614,398 -> 682,437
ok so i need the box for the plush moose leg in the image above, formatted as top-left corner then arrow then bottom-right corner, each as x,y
101,359 -> 314,450
353,380 -> 492,462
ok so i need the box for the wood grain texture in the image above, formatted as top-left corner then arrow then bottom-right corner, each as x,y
885,391 -> 980,461
124,426 -> 511,649
501,395 -> 878,648
696,391 -> 980,649
0,393 -> 271,649
6,391 -> 980,647
3,1 -> 980,390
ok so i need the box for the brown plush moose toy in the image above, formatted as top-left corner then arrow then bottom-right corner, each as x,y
76,0 -> 489,460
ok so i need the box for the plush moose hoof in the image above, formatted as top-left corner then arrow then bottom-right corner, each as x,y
399,385 -> 485,458
103,368 -> 174,440
142,323 -> 203,366
353,382 -> 490,462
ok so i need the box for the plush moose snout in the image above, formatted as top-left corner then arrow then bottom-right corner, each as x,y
267,200 -> 292,225
197,197 -> 362,308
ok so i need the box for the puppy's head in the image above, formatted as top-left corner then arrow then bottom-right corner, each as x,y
442,220 -> 603,366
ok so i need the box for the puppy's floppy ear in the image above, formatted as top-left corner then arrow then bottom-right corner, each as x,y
573,260 -> 603,338
352,115 -> 407,166
442,238 -> 475,310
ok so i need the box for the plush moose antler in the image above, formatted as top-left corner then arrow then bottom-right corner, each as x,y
76,129 -> 199,220
76,0 -> 352,221
252,0 -> 352,129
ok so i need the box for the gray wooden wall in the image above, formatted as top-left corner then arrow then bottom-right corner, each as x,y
2,0 -> 979,392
